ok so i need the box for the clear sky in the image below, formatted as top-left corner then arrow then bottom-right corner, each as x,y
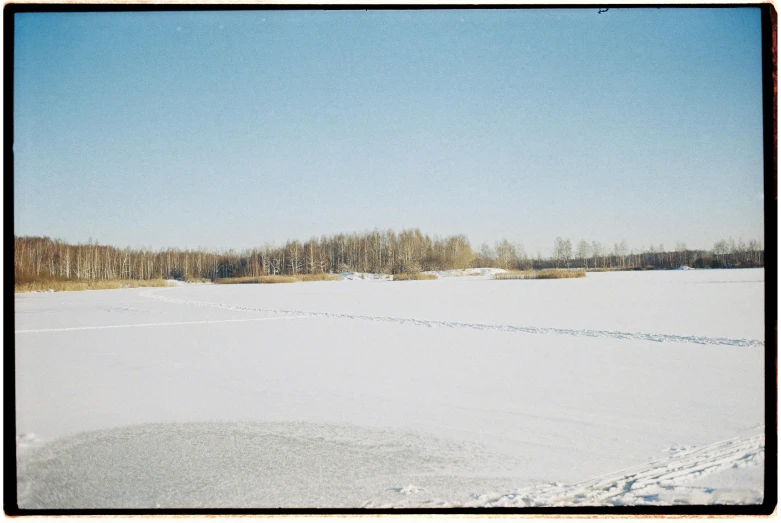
13,7 -> 765,255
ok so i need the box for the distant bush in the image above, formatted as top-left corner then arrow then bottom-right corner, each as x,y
14,278 -> 171,293
393,272 -> 438,281
494,269 -> 586,280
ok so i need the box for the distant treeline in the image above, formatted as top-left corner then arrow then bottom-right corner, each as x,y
14,231 -> 764,283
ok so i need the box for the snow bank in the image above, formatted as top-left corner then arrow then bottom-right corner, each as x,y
423,267 -> 508,278
165,279 -> 213,286
339,272 -> 392,281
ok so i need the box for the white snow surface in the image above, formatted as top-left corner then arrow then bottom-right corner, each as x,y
15,269 -> 766,508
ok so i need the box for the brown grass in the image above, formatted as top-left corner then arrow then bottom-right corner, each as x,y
214,273 -> 342,285
214,275 -> 298,284
14,279 -> 171,293
296,273 -> 343,282
492,270 -> 528,280
494,269 -> 586,280
393,272 -> 438,281
585,267 -> 640,272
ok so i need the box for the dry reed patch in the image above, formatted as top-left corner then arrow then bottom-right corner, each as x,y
492,270 -> 529,280
393,272 -> 439,281
14,279 -> 171,293
494,269 -> 586,280
214,275 -> 298,284
215,274 -> 343,284
297,273 -> 343,282
530,269 -> 586,279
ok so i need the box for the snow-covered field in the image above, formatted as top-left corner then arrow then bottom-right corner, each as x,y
14,269 -> 766,508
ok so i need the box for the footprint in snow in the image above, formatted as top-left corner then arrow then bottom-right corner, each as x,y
16,433 -> 42,452
391,485 -> 424,495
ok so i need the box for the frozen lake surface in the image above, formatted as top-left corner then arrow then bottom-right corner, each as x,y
15,269 -> 766,508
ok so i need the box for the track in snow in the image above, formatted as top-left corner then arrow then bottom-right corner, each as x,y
15,316 -> 307,334
139,289 -> 764,348
462,432 -> 765,507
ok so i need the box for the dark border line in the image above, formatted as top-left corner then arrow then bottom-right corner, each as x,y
4,2 -> 776,517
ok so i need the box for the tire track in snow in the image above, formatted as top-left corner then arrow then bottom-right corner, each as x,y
465,432 -> 765,507
138,289 -> 764,348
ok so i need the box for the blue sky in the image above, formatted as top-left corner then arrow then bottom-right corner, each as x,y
13,8 -> 765,254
